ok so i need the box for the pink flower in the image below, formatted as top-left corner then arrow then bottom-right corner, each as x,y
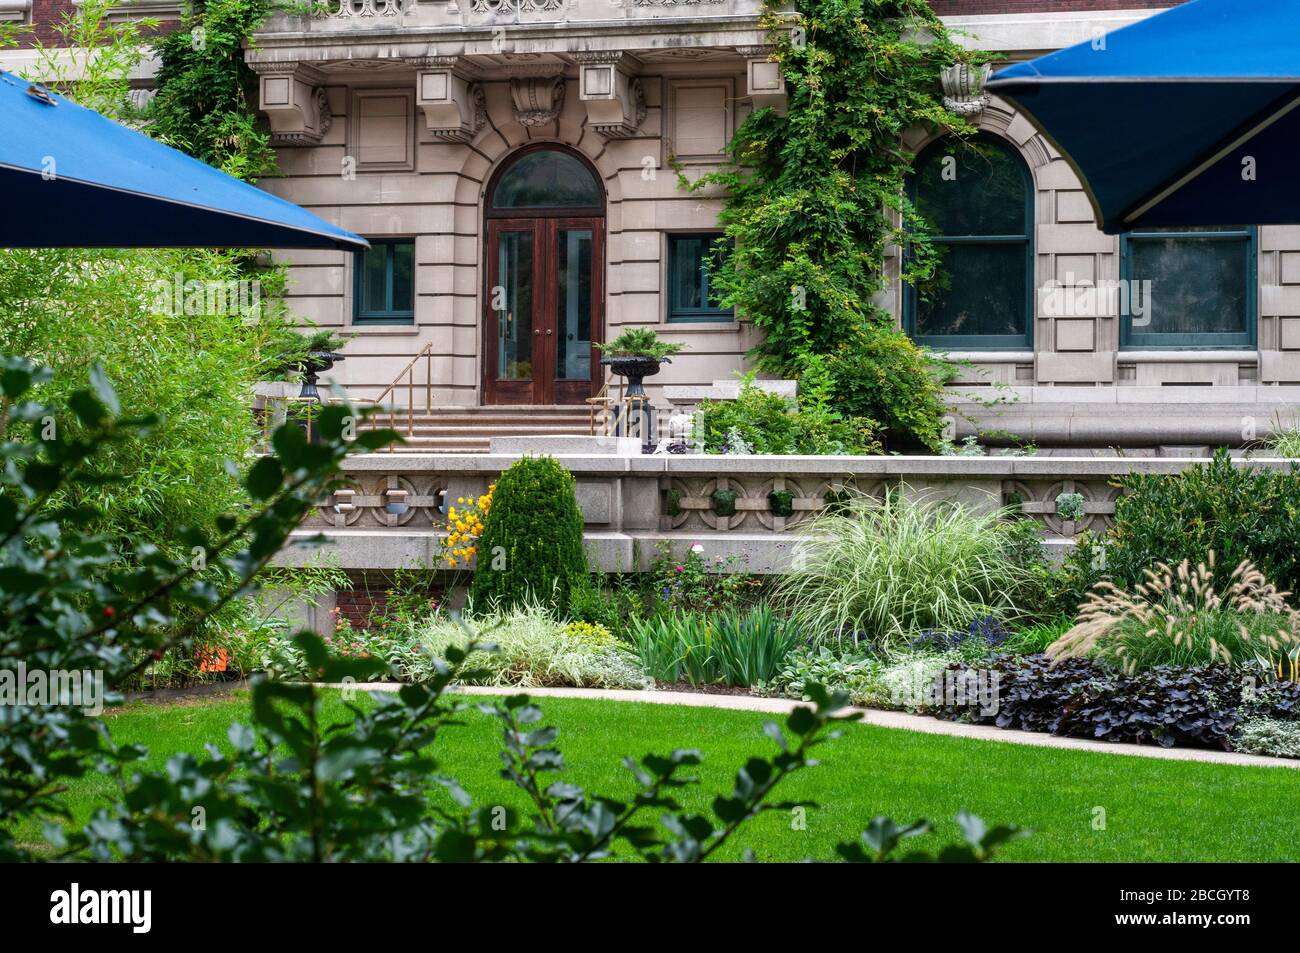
675,565 -> 684,572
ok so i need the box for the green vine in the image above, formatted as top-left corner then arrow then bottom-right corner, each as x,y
687,0 -> 988,450
150,0 -> 279,183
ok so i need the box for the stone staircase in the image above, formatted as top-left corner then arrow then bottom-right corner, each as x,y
364,405 -> 594,453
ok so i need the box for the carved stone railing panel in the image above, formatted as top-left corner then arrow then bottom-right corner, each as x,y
304,474 -> 450,529
661,475 -> 888,534
1003,478 -> 1123,538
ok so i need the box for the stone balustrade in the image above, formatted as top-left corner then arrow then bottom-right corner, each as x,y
263,0 -> 767,35
276,450 -> 1298,574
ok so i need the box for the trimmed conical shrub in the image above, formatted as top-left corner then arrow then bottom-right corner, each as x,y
468,454 -> 588,615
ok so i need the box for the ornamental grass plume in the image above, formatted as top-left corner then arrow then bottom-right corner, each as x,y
1046,552 -> 1300,674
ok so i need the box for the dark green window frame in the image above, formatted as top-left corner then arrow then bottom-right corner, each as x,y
902,135 -> 1034,350
353,238 -> 415,325
1118,227 -> 1256,350
667,232 -> 734,323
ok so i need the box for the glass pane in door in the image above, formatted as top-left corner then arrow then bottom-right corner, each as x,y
556,228 -> 592,380
496,230 -> 534,380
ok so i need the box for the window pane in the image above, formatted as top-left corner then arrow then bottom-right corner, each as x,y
556,229 -> 592,380
669,234 -> 731,320
491,150 -> 602,209
496,231 -> 534,380
916,243 -> 1027,338
914,141 -> 1027,237
363,245 -> 388,312
1128,236 -> 1247,336
391,241 -> 414,312
670,236 -> 706,311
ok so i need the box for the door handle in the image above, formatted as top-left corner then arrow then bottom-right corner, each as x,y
546,329 -> 553,336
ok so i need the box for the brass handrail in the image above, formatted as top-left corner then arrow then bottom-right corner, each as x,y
363,341 -> 436,446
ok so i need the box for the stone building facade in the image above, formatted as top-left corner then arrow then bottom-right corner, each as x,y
8,0 -> 1298,450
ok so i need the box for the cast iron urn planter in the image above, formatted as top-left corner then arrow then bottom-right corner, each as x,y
296,350 -> 345,403
601,354 -> 668,453
600,354 -> 667,397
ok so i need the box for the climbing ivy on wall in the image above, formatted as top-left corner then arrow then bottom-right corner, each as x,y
691,0 -> 985,450
150,0 -> 279,182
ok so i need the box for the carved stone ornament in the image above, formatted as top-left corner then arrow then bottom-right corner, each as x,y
941,63 -> 992,117
510,72 -> 566,127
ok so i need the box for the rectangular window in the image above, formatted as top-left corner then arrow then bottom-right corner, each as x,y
667,233 -> 732,323
1120,227 -> 1255,349
353,239 -> 415,325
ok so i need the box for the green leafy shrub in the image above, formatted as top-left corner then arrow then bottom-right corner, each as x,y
420,605 -> 647,689
1235,718 -> 1300,758
469,455 -> 589,616
629,604 -> 800,687
1105,449 -> 1300,595
1054,492 -> 1085,522
777,491 -> 1037,650
149,0 -> 279,180
693,375 -> 881,455
1047,556 -> 1300,674
823,329 -> 956,452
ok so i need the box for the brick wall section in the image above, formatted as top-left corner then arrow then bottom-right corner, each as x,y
930,0 -> 1182,12
24,0 -> 76,46
21,2 -> 179,48
333,571 -> 443,632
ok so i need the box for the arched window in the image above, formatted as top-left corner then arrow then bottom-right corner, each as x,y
904,135 -> 1034,349
488,148 -> 603,212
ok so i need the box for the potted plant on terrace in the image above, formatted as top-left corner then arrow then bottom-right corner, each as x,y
596,328 -> 684,398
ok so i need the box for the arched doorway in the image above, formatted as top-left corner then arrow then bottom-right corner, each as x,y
483,145 -> 605,405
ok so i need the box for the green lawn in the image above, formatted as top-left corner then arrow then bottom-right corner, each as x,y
30,690 -> 1300,862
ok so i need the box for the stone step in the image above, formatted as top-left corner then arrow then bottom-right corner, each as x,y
354,404 -> 601,454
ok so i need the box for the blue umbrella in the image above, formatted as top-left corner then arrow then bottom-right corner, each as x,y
0,70 -> 366,250
986,0 -> 1300,233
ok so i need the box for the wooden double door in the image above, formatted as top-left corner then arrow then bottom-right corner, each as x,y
483,216 -> 604,405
